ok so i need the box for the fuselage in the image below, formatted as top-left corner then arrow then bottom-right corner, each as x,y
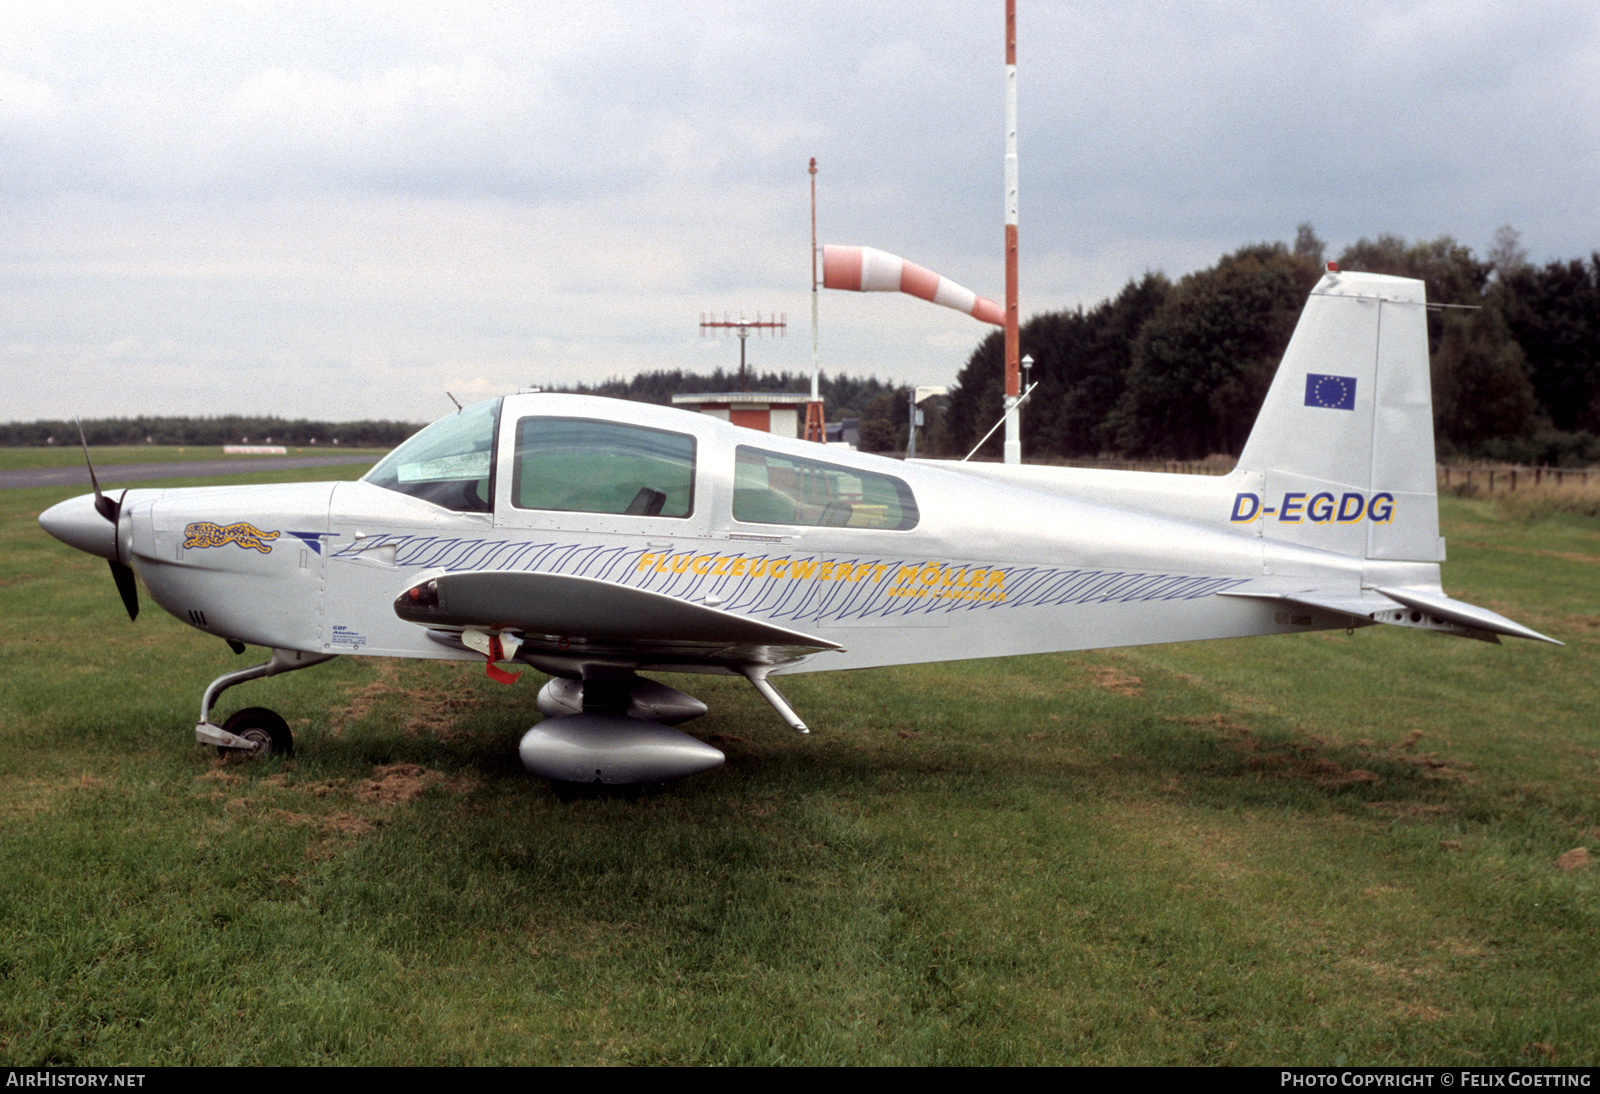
43,393 -> 1443,675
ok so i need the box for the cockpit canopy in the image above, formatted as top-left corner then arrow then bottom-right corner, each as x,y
364,394 -> 918,530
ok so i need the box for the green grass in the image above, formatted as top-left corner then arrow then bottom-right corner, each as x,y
0,446 -> 388,472
1,479 -> 1596,1065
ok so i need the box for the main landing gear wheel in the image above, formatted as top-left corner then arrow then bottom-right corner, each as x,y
220,707 -> 293,758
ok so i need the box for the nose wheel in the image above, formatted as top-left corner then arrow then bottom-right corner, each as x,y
219,707 -> 294,757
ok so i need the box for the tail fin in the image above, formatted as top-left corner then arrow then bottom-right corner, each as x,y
1235,270 -> 1442,562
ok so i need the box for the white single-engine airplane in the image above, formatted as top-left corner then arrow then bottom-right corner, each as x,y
40,270 -> 1558,786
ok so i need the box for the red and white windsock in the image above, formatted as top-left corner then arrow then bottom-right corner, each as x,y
822,245 -> 1003,326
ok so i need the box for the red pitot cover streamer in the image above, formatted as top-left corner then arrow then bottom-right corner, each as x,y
484,634 -> 522,685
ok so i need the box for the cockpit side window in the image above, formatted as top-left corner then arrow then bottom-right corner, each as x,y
733,446 -> 919,530
512,417 -> 696,518
363,397 -> 500,513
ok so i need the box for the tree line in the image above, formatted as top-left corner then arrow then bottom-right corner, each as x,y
0,416 -> 419,448
923,227 -> 1600,465
0,373 -> 906,449
553,368 -> 903,422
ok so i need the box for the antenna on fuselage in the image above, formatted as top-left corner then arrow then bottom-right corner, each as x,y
445,392 -> 463,412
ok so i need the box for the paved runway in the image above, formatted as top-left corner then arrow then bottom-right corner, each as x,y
0,453 -> 380,490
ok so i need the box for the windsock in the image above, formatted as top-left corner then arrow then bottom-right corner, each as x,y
822,245 -> 1003,326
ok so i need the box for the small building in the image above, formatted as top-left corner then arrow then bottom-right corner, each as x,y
825,417 -> 860,448
671,392 -> 817,439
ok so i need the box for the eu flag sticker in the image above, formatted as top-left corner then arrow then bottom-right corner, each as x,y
1305,373 -> 1357,410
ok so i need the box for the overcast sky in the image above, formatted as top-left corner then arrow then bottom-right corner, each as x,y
2,1 -> 1596,424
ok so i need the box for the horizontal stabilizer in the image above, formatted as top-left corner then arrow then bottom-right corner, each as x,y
395,570 -> 843,654
1375,586 -> 1561,646
1218,586 -> 1559,645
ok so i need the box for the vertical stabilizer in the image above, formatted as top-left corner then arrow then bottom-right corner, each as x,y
1234,271 -> 1441,562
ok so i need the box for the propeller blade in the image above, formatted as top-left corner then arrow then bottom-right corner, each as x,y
70,422 -> 137,622
109,560 -> 139,622
73,418 -> 120,523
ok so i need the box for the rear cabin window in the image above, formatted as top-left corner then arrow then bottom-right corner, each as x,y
733,446 -> 919,530
513,418 -> 696,518
363,396 -> 499,513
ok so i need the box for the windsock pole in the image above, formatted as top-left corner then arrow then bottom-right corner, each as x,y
1003,0 -> 1021,465
807,157 -> 825,442
810,158 -> 819,402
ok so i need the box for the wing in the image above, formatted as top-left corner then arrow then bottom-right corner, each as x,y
394,570 -> 843,672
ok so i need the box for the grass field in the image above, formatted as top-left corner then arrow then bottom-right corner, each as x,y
1,463 -> 1596,1065
0,446 -> 389,472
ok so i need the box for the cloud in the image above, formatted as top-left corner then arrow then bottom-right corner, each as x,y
0,0 -> 1597,422
0,69 -> 59,122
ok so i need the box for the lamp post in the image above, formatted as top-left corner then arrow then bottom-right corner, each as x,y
906,385 -> 949,460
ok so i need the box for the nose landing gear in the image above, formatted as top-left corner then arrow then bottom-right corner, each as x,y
195,647 -> 335,756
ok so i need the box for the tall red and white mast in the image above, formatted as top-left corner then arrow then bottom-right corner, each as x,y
810,157 -> 819,401
1002,0 -> 1021,464
806,157 -> 825,442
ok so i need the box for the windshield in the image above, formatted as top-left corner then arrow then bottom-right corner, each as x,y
363,397 -> 501,512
